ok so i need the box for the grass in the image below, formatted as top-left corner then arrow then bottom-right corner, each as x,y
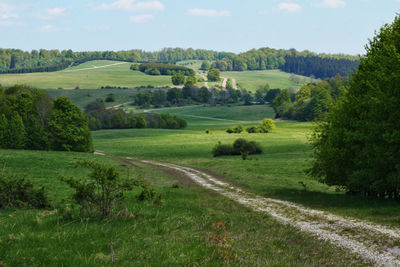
0,149 -> 367,266
0,103 -> 398,265
92,104 -> 400,226
223,69 -> 312,92
0,60 -> 172,89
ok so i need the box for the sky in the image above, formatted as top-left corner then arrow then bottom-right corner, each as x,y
0,0 -> 399,55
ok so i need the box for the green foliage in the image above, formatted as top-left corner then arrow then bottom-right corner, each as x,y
226,125 -> 243,134
60,160 -> 137,218
140,63 -> 195,76
8,113 -> 26,149
0,114 -> 9,148
212,138 -> 262,157
136,184 -> 160,203
200,60 -> 210,70
105,94 -> 116,102
171,72 -> 185,85
207,68 -> 220,82
309,15 -> 400,199
130,64 -> 139,70
0,164 -> 49,209
47,97 -> 93,152
260,119 -> 276,132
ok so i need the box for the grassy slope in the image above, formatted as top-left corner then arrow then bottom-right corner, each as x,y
0,60 -> 171,89
223,69 -> 311,91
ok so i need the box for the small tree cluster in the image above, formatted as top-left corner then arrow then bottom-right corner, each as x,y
246,119 -> 276,133
139,63 -> 195,76
0,85 -> 93,152
226,125 -> 243,134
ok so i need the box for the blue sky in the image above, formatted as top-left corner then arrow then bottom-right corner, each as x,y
0,0 -> 399,55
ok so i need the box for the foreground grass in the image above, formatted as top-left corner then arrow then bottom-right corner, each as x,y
0,60 -> 171,89
0,150 -> 367,266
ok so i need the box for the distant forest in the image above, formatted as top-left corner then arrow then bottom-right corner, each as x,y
0,47 -> 359,79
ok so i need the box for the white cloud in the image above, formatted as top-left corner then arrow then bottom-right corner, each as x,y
278,3 -> 302,13
0,3 -> 19,23
47,7 -> 66,16
36,7 -> 67,20
129,14 -> 153,23
84,25 -> 111,31
314,0 -> 346,8
91,0 -> 164,11
186,8 -> 231,17
40,24 -> 56,32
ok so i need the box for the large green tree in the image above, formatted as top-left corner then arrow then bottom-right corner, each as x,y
309,16 -> 400,199
207,68 -> 220,82
47,97 -> 93,152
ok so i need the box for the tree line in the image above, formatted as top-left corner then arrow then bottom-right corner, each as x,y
84,99 -> 187,130
138,63 -> 195,76
0,85 -> 93,152
209,48 -> 359,79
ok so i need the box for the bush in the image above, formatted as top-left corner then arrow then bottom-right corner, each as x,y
246,126 -> 262,133
105,94 -> 116,102
212,139 -> 262,157
0,170 -> 49,209
212,142 -> 235,157
60,161 -> 137,218
226,125 -> 243,134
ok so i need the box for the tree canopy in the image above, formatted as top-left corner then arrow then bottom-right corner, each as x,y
308,16 -> 400,199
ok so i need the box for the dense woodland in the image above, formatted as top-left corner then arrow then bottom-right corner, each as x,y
211,48 -> 359,79
0,85 -> 92,152
0,47 -> 358,79
85,99 -> 187,130
138,63 -> 195,76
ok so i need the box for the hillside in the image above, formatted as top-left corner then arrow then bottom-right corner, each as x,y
0,60 -> 171,89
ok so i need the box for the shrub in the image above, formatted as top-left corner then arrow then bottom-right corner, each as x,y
226,125 -> 243,134
246,126 -> 262,133
212,142 -> 235,157
212,139 -> 262,157
105,94 -> 116,102
0,171 -> 49,209
60,161 -> 137,218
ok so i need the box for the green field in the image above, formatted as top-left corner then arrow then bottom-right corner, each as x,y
0,104 -> 398,266
0,60 -> 172,89
223,69 -> 312,92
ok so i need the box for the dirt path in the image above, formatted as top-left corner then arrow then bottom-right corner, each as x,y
133,159 -> 400,267
63,62 -> 128,72
221,77 -> 228,90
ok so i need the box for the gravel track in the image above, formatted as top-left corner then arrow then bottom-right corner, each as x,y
137,159 -> 400,267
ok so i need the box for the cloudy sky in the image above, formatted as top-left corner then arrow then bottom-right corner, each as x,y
0,0 -> 399,55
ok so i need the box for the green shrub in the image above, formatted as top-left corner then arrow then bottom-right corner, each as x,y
0,172 -> 49,209
60,161 -> 137,218
212,139 -> 262,157
226,125 -> 243,134
212,142 -> 234,157
246,119 -> 276,133
105,94 -> 116,102
246,126 -> 262,133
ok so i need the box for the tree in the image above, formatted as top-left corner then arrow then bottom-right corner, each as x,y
9,54 -> 16,69
200,60 -> 210,70
309,15 -> 400,199
207,68 -> 220,82
167,88 -> 183,104
171,73 -> 185,85
8,113 -> 26,149
47,97 -> 93,152
197,87 -> 211,103
0,114 -> 9,148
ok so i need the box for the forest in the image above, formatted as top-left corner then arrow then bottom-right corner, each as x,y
0,47 -> 358,79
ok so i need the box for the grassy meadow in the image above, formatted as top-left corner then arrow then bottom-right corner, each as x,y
0,103 -> 398,265
0,60 -> 171,89
223,70 -> 312,92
